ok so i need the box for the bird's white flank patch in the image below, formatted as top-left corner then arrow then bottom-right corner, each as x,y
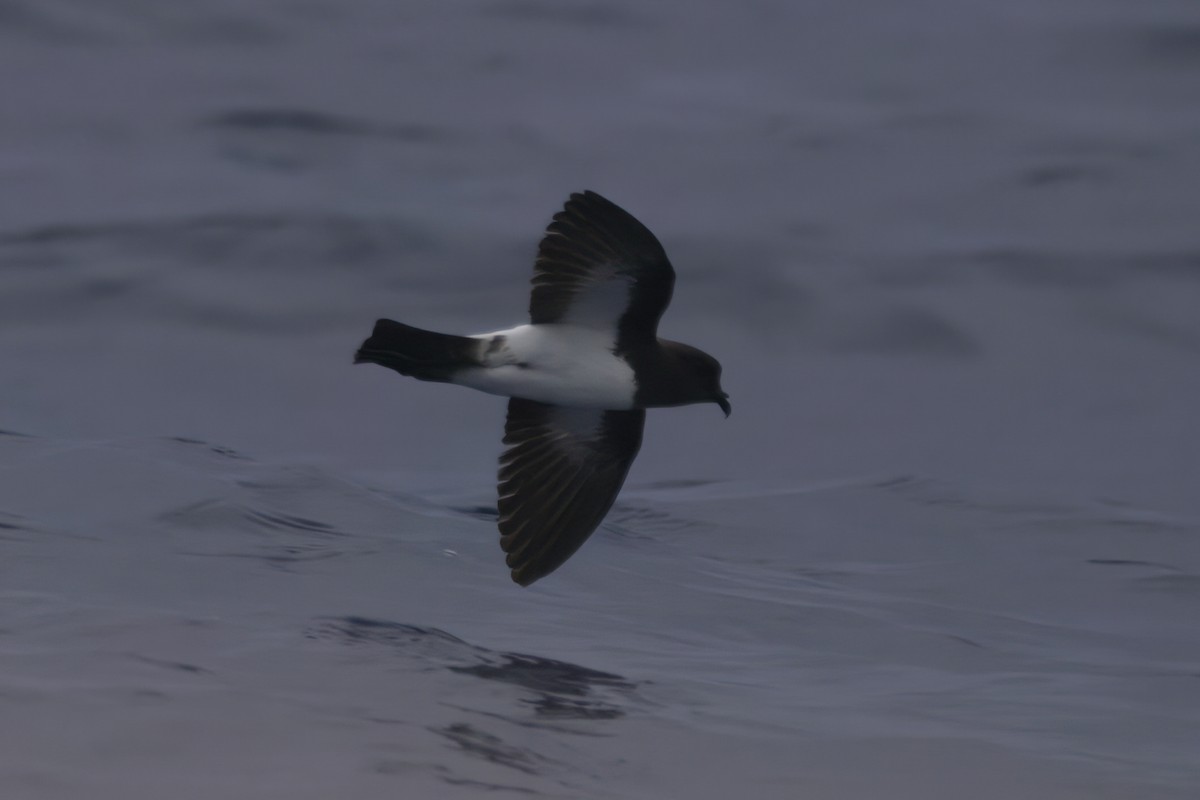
454,324 -> 637,409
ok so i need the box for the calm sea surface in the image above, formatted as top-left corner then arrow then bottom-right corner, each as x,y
2,2 -> 1199,797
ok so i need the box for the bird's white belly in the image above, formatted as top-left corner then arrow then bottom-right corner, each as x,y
455,324 -> 637,409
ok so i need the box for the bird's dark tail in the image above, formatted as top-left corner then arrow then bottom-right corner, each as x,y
354,319 -> 482,383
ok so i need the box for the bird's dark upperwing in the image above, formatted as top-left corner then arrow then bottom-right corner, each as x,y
529,191 -> 675,350
498,397 -> 645,586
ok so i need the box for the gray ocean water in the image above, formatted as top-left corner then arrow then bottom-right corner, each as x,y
3,1 -> 1200,797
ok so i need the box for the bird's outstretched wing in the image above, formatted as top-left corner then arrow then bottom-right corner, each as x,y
529,191 -> 675,349
498,397 -> 645,585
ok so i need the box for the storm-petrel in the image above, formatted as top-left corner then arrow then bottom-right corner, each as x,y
354,191 -> 729,585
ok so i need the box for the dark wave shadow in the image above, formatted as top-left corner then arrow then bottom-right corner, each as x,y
167,436 -> 252,461
159,496 -> 355,568
204,108 -> 446,144
481,0 -> 644,28
308,616 -> 637,724
0,213 -> 435,272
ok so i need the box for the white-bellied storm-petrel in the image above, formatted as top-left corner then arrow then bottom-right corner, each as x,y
355,191 -> 729,586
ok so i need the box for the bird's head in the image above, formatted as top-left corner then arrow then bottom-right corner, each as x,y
670,343 -> 730,417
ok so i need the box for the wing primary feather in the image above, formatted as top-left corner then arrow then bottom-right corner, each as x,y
497,398 -> 645,585
527,191 -> 675,340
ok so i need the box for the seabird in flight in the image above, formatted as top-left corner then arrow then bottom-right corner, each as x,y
355,191 -> 729,585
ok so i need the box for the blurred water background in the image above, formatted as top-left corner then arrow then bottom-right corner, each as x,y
2,1 -> 1199,797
